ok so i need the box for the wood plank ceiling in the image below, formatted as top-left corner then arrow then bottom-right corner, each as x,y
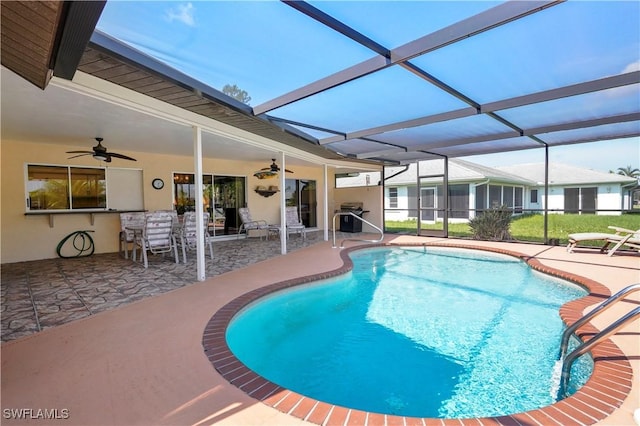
0,1 -> 64,89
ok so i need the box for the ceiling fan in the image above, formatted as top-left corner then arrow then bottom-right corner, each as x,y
261,159 -> 292,173
66,138 -> 136,162
254,159 -> 293,179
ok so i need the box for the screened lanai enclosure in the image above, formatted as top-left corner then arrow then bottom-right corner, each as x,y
336,155 -> 638,243
88,1 -> 639,162
2,0 -> 639,246
92,1 -> 640,241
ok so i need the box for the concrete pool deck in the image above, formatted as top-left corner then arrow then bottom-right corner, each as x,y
1,235 -> 639,425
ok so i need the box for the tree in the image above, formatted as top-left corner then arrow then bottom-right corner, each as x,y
222,84 -> 251,105
610,166 -> 640,210
610,165 -> 640,178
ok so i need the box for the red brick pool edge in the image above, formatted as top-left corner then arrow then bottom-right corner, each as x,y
202,243 -> 633,426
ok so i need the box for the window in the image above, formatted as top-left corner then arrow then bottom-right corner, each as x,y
173,173 -> 197,213
475,184 -> 487,212
476,183 -> 524,214
27,165 -> 106,210
564,187 -> 597,214
564,188 -> 580,214
448,184 -> 469,219
388,187 -> 398,208
335,172 -> 380,188
514,187 -> 523,214
581,187 -> 597,213
503,186 -> 514,208
489,185 -> 502,208
530,189 -> 539,204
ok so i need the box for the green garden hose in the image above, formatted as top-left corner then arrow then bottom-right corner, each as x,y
56,230 -> 95,258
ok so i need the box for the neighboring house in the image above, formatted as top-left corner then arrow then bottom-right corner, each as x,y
339,160 -> 637,222
496,163 -> 638,216
384,160 -> 532,223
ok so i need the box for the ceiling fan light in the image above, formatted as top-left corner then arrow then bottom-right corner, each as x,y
93,153 -> 109,161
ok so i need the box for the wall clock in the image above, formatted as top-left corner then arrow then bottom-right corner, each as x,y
152,178 -> 164,190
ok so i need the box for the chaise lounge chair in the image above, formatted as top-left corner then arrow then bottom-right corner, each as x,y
567,226 -> 640,256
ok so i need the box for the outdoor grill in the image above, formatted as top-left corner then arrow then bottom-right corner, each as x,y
339,202 -> 366,233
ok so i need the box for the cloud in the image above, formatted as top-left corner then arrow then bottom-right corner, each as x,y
166,3 -> 195,27
622,61 -> 640,73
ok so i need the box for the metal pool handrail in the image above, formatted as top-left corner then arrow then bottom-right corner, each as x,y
332,212 -> 384,248
558,283 -> 640,360
557,283 -> 640,398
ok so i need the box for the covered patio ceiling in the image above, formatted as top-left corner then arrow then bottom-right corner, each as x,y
1,1 -> 639,166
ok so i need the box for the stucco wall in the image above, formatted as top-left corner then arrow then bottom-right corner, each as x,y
540,184 -> 625,214
1,139 -> 337,263
383,186 -> 409,222
333,186 -> 383,233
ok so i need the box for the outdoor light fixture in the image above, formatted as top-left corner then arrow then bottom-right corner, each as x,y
253,159 -> 293,179
93,153 -> 109,161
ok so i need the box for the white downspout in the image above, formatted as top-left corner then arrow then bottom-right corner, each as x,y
472,179 -> 490,218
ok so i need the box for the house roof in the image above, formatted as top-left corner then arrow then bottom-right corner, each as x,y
341,160 -> 638,188
1,1 -> 639,166
339,159 -> 533,187
383,160 -> 533,186
496,163 -> 638,186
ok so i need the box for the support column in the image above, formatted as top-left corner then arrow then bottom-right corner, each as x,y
193,126 -> 205,281
279,152 -> 287,255
544,145 -> 549,244
323,164 -> 329,241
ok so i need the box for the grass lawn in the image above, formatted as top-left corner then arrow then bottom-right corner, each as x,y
385,213 -> 640,247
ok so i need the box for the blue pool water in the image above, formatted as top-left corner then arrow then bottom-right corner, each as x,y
226,246 -> 592,418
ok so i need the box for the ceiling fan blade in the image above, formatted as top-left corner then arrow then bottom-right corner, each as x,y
68,153 -> 92,159
66,150 -> 94,154
258,159 -> 292,173
108,152 -> 137,161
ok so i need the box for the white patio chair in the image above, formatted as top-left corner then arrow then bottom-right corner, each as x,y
133,211 -> 179,268
237,207 -> 272,240
176,211 -> 214,263
286,206 -> 306,241
119,212 -> 146,259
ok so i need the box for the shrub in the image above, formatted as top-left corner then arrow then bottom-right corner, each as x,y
469,205 -> 513,241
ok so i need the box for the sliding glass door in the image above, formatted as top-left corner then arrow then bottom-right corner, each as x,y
173,173 -> 246,236
285,178 -> 317,227
213,176 -> 246,235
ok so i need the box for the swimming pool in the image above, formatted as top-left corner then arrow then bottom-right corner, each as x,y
225,246 -> 592,418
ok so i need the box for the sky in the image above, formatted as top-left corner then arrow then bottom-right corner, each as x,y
95,1 -> 639,174
464,137 -> 640,174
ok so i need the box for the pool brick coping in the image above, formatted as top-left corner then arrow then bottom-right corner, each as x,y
202,242 -> 634,426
